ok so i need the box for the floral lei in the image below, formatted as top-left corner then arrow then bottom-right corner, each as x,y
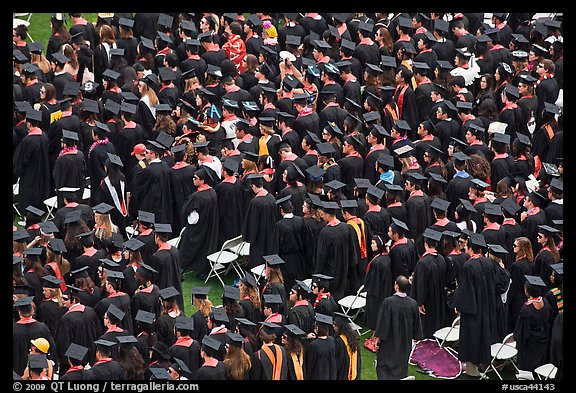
88,137 -> 109,159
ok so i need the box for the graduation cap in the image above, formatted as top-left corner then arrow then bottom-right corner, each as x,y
47,238 -> 67,253
51,52 -> 70,66
211,306 -> 230,323
469,178 -> 489,191
25,205 -> 45,218
70,266 -> 89,279
23,247 -> 43,258
311,273 -> 334,288
431,198 -> 451,212
315,313 -> 333,326
362,111 -> 381,124
14,101 -> 32,114
100,258 -> 120,270
285,34 -> 301,47
14,296 -> 34,308
375,154 -> 394,169
103,99 -> 121,117
393,144 -> 414,159
358,21 -> 375,35
175,316 -> 195,332
524,275 -> 546,289
442,230 -> 462,240
171,357 -> 192,376
259,321 -> 280,335
459,198 -> 476,213
492,132 -> 511,145
41,275 -> 63,289
325,179 -> 346,192
82,98 -> 100,114
340,199 -> 359,210
340,38 -> 356,54
105,269 -> 125,282
135,309 -> 156,326
262,293 -> 283,306
302,165 -> 324,183
538,224 -> 559,238
107,152 -> 124,167
102,68 -> 120,82
487,244 -> 509,258
500,197 -> 522,216
222,285 -> 240,301
510,33 -> 530,45
105,304 -> 125,324
149,367 -> 170,380
28,354 -> 48,370
549,178 -> 563,194
157,66 -> 176,83
61,129 -> 79,143
158,286 -> 180,300
320,201 -> 340,214
452,151 -> 471,162
145,139 -> 165,154
428,172 -> 447,184
283,323 -> 306,338
435,60 -> 454,72
484,203 -> 503,217
116,335 -> 139,348
422,228 -> 442,242
511,50 -> 529,62
118,17 -> 134,28
246,14 -> 262,27
412,61 -> 430,73
28,42 -> 44,54
94,339 -> 117,352
367,186 -> 385,201
390,217 -> 409,233
65,343 -> 88,363
26,109 -> 42,123
109,47 -> 125,57
63,81 -> 81,98
236,317 -> 257,327
543,102 -> 560,116
21,63 -> 38,75
316,142 -> 336,157
550,263 -> 563,277
156,31 -> 173,46
468,232 -> 487,248
13,229 -> 29,243
241,273 -> 258,288
225,332 -> 244,347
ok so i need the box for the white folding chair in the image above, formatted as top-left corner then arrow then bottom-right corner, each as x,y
534,363 -> 558,380
43,195 -> 58,221
205,235 -> 244,287
250,264 -> 266,284
433,316 -> 461,354
13,13 -> 34,41
225,238 -> 249,275
125,226 -> 139,240
13,179 -> 24,224
167,227 -> 186,248
82,187 -> 91,203
481,333 -> 519,380
338,284 -> 367,324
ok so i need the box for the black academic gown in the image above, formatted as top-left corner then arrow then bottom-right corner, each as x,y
94,293 -> 134,334
375,293 -> 422,380
131,284 -> 161,320
13,319 -> 57,375
405,192 -> 433,241
388,239 -> 419,288
214,177 -> 244,249
148,247 -> 184,311
156,313 -> 178,347
514,299 -> 555,372
521,210 -> 547,255
277,184 -> 307,217
314,222 -> 359,300
55,304 -> 102,367
86,358 -> 127,380
178,187 -> 219,275
334,333 -> 362,382
168,337 -> 202,376
549,313 -> 563,379
446,175 -> 474,220
87,142 -> 117,202
507,258 -> 532,333
13,131 -> 51,214
190,310 -> 209,342
38,300 -> 66,338
53,150 -> 87,208
272,215 -> 313,294
242,191 -> 277,269
194,361 -> 227,380
170,163 -> 197,235
133,159 -> 174,224
249,343 -> 289,380
303,336 -> 336,380
338,154 -> 364,199
410,252 -> 448,338
364,253 -> 393,331
533,249 -> 557,287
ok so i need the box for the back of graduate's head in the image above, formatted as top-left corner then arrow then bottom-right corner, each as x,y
258,327 -> 276,344
395,275 -> 410,293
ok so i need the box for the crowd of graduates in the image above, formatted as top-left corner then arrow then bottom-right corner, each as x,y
12,12 -> 563,381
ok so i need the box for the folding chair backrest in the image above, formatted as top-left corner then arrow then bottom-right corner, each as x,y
222,235 -> 243,252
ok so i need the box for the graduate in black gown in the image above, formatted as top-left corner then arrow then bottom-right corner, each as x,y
313,201 -> 359,300
214,158 -> 244,249
130,262 -> 161,321
404,172 -> 433,242
513,275 -> 555,373
272,195 -> 314,294
168,144 -> 197,236
374,276 -> 422,380
387,218 -> 419,284
156,286 -> 184,348
286,281 -> 315,336
410,228 -> 448,338
303,313 -> 337,380
98,304 -> 129,360
59,343 -> 90,380
93,270 -> 134,335
364,234 -> 393,335
333,312 -> 362,380
178,167 -> 219,278
194,336 -> 227,380
167,316 -> 202,377
38,275 -> 67,338
55,285 -> 101,371
85,339 -> 127,380
241,174 -> 277,269
13,296 -> 58,376
310,274 -> 338,321
148,224 -> 184,311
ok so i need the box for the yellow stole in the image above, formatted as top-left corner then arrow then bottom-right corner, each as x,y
340,334 -> 357,380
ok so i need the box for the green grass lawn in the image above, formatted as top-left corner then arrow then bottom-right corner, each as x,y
16,12 -> 519,382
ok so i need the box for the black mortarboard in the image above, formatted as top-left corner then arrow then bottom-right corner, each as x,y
149,367 -> 170,380
549,178 -> 563,194
339,199 -> 358,210
500,198 -> 522,216
28,354 -> 49,370
103,99 -> 121,116
470,178 -> 490,191
432,19 -> 449,33
259,321 -> 280,335
263,293 -> 283,305
70,266 -> 89,279
305,165 -> 325,182
91,202 -> 114,216
37,220 -> 59,235
118,17 -> 134,28
156,131 -> 175,150
236,317 -> 257,327
491,132 -> 511,146
158,66 -> 176,82
315,313 -> 333,326
105,269 -> 125,282
121,91 -> 139,104
285,34 -> 301,47
106,303 -> 125,323
107,152 -> 124,167
452,151 -> 471,162
376,154 -> 394,169
412,61 -> 430,73
284,323 -> 306,338
377,56 -> 396,70
226,331 -> 245,347
538,225 -> 559,237
459,198 -> 476,213
390,217 -> 409,233
241,151 -> 259,163
442,230 -> 462,239
63,210 -> 83,225
367,186 -> 385,201
488,244 -> 509,256
174,316 -> 194,331
123,237 -> 146,253
362,111 -> 381,123
429,172 -> 447,184
484,203 -> 503,217
223,285 -> 240,301
157,13 -> 174,29
41,275 -> 63,289
14,101 -> 32,114
542,162 -> 560,177
468,232 -> 487,248
50,52 -> 70,66
109,47 -> 125,57
316,142 -> 336,156
47,238 -> 67,253
393,144 -> 414,158
154,223 -> 172,236
543,102 -> 560,115
135,309 -> 155,326
26,109 -> 42,122
65,343 -> 88,362
246,14 -> 262,27
102,68 -> 120,81
23,247 -> 43,257
62,81 -> 81,98
116,335 -> 139,347
25,205 -> 45,218
13,229 -> 29,243
423,228 -> 442,242
14,296 -> 34,308
340,38 -> 356,53
212,307 -> 230,323
524,275 -> 546,288
325,179 -> 346,191
94,339 -> 117,352
61,129 -> 79,142
82,98 -> 100,114
100,258 -> 120,270
358,21 -> 375,35
550,263 -> 563,276
431,198 -> 450,212
241,273 -> 258,288
158,286 -> 180,300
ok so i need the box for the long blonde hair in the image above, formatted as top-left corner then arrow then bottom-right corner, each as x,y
193,297 -> 213,317
224,345 -> 251,380
239,282 -> 261,310
94,212 -> 119,241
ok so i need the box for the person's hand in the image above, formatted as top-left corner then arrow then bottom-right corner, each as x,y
306,332 -> 316,340
418,304 -> 426,315
520,211 -> 528,221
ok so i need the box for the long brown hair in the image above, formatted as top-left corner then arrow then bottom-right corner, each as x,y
224,345 -> 252,380
515,237 -> 534,262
